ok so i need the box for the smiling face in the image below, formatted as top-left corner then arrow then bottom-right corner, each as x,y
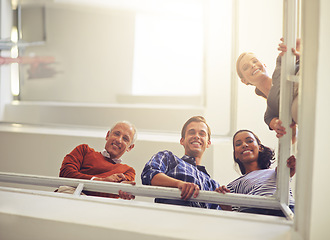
104,122 -> 135,160
233,131 -> 261,167
180,121 -> 211,159
237,53 -> 269,86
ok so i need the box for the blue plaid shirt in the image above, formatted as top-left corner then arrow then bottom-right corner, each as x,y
141,150 -> 220,209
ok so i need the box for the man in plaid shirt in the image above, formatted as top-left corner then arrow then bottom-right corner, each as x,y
141,116 -> 221,209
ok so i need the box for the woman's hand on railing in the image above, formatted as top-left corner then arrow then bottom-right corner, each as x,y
270,118 -> 286,138
287,155 -> 296,178
278,37 -> 301,60
215,185 -> 232,211
215,185 -> 230,194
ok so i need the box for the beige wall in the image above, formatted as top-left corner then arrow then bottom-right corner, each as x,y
20,4 -> 135,103
309,0 -> 330,238
3,0 -> 330,239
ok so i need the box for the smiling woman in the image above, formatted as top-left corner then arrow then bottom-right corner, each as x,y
236,52 -> 271,99
215,129 -> 296,217
233,129 -> 274,175
236,40 -> 300,140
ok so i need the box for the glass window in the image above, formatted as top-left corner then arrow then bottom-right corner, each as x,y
132,12 -> 203,96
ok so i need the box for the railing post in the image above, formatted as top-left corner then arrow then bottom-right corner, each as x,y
276,0 -> 298,214
74,183 -> 85,196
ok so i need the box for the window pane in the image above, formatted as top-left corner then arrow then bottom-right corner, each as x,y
132,13 -> 203,96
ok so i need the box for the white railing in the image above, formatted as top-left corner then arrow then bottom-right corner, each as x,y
276,0 -> 298,214
0,171 -> 293,219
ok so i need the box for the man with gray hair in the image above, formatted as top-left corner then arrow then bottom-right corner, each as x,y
59,121 -> 137,199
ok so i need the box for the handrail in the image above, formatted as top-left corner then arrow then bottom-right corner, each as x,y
0,171 -> 285,211
276,0 -> 298,208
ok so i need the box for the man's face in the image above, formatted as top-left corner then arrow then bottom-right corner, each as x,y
180,121 -> 211,158
105,123 -> 135,159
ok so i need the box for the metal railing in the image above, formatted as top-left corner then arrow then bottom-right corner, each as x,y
0,171 -> 293,219
276,0 -> 299,217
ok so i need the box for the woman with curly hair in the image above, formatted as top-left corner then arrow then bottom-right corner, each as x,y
216,129 -> 296,217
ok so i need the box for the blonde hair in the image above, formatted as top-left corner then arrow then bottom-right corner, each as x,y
236,52 -> 251,79
236,52 -> 267,99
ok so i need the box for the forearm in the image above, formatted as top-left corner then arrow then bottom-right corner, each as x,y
59,166 -> 93,180
264,108 -> 276,130
150,173 -> 183,188
123,168 -> 136,182
269,117 -> 278,130
220,205 -> 232,211
60,145 -> 93,180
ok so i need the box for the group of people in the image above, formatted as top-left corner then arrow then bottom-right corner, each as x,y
58,39 -> 298,217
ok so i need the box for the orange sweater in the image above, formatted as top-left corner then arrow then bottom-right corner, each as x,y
60,144 -> 135,198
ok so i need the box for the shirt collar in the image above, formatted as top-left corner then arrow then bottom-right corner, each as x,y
101,149 -> 122,164
182,155 -> 196,166
182,155 -> 210,177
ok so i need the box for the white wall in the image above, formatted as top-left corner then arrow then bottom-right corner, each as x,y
15,1 -> 234,136
236,0 -> 283,151
309,0 -> 330,238
0,188 -> 293,240
2,0 -> 330,239
20,4 -> 135,103
0,0 -> 287,194
1,0 -> 285,142
0,0 -> 13,118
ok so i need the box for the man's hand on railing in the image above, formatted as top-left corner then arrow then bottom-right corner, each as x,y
93,173 -> 127,183
118,190 -> 135,200
118,181 -> 136,200
178,182 -> 200,201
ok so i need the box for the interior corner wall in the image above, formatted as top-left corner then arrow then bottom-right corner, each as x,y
236,0 -> 283,151
309,0 -> 330,238
0,0 -> 13,120
20,4 -> 135,103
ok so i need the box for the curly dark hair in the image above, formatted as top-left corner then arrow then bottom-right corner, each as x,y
233,129 -> 275,175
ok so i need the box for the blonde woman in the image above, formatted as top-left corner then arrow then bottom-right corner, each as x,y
236,39 -> 300,139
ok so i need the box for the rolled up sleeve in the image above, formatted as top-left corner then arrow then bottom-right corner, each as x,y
141,151 -> 170,185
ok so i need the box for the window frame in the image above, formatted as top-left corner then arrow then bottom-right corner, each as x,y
0,0 -> 298,221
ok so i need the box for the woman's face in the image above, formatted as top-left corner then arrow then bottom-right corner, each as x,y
233,131 -> 261,165
238,53 -> 268,85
